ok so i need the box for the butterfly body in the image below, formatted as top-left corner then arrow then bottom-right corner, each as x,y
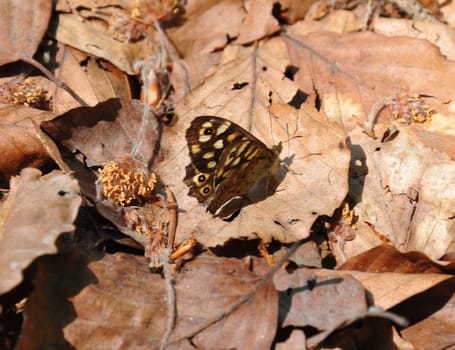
184,116 -> 282,216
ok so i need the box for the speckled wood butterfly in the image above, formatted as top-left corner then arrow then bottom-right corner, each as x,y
184,116 -> 282,216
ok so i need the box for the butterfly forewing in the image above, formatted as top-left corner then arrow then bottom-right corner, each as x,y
184,116 -> 281,215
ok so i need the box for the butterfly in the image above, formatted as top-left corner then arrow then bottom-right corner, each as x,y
184,116 -> 282,217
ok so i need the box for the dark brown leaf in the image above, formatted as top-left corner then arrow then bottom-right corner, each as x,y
41,98 -> 161,168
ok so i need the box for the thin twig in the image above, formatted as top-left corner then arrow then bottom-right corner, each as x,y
160,248 -> 176,350
22,56 -> 89,106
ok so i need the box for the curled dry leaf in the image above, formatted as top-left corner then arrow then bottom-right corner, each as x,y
0,0 -> 52,65
397,278 -> 455,350
50,12 -> 156,75
339,243 -> 452,274
40,43 -> 133,114
157,37 -> 350,247
0,168 -> 81,295
0,104 -> 56,179
19,252 -> 276,349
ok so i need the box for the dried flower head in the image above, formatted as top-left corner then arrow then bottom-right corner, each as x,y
390,94 -> 433,124
98,157 -> 157,206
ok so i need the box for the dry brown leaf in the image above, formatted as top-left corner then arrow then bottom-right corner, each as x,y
166,0 -> 245,58
41,98 -> 161,168
373,18 -> 455,60
19,252 -> 277,349
40,43 -> 133,113
274,269 -> 367,330
157,37 -> 350,247
397,278 -> 455,350
275,330 -> 307,350
0,0 -> 52,66
50,13 -> 155,75
278,0 -> 315,24
273,268 -> 406,348
283,31 -> 455,125
281,30 -> 455,261
288,9 -> 364,34
339,243 -> 451,274
0,168 -> 81,295
339,269 -> 451,311
348,128 -> 455,261
0,104 -> 56,179
235,0 -> 280,44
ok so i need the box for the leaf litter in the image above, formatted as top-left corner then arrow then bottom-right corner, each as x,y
0,1 -> 454,349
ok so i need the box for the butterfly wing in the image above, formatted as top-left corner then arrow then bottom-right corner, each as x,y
184,116 -> 281,215
207,138 -> 280,214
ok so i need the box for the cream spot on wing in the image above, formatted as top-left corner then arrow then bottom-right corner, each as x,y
202,121 -> 213,128
237,141 -> 250,155
199,135 -> 212,142
224,156 -> 233,166
245,147 -> 260,160
232,157 -> 241,166
191,144 -> 201,154
214,139 -> 224,149
207,161 -> 217,169
216,121 -> 231,135
202,152 -> 215,159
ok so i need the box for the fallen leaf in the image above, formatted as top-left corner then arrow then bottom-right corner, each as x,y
41,43 -> 133,113
236,0 -> 280,44
0,0 -> 52,65
50,12 -> 155,75
167,0 -> 244,58
157,37 -> 350,247
339,243 -> 452,274
396,278 -> 455,350
338,270 -> 451,311
41,98 -> 161,168
373,18 -> 455,60
0,168 -> 81,295
0,103 -> 56,179
19,252 -> 277,349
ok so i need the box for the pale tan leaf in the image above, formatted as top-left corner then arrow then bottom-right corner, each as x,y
166,0 -> 244,58
41,44 -> 133,114
349,128 -> 455,260
373,18 -> 455,61
340,270 -> 451,310
236,0 -> 280,44
0,168 -> 81,295
281,30 -> 455,261
51,13 -> 155,75
157,37 -> 350,247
